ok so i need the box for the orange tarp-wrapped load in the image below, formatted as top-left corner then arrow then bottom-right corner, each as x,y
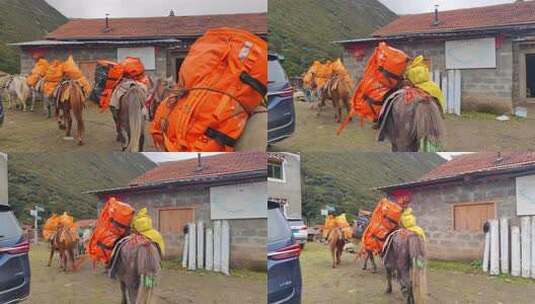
303,61 -> 321,89
315,61 -> 333,89
361,198 -> 403,255
151,27 -> 267,152
122,57 -> 149,84
94,60 -> 124,110
27,58 -> 49,88
63,55 -> 92,97
322,214 -> 353,239
88,197 -> 135,264
330,59 -> 354,88
42,212 -> 77,240
43,60 -> 64,97
339,43 -> 409,133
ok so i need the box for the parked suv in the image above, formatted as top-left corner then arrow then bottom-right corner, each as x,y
287,218 -> 307,249
0,205 -> 31,303
268,53 -> 295,144
268,201 -> 302,304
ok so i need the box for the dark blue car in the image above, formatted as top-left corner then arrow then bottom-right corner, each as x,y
268,53 -> 295,144
0,101 -> 4,127
0,205 -> 31,303
268,201 -> 302,304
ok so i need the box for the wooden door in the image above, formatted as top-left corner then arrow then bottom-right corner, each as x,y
453,202 -> 496,232
158,208 -> 194,234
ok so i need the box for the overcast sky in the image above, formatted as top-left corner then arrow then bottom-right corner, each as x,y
379,0 -> 514,14
45,0 -> 266,18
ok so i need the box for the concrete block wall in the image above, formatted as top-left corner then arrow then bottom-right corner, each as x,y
228,219 -> 267,271
410,177 -> 516,261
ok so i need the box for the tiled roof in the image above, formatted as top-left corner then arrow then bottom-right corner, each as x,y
46,13 -> 267,40
129,152 -> 267,187
373,1 -> 535,37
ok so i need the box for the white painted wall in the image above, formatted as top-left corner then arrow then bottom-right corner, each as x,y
210,182 -> 267,220
445,37 -> 496,70
516,175 -> 535,216
0,153 -> 7,205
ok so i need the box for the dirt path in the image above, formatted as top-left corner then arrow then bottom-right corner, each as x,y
269,101 -> 535,152
301,242 -> 535,304
0,100 -> 157,152
27,244 -> 266,304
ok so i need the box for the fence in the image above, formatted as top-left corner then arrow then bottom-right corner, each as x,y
431,69 -> 461,115
483,217 -> 535,278
182,220 -> 231,275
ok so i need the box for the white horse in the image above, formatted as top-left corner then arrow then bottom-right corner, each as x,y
32,78 -> 54,117
7,75 -> 31,111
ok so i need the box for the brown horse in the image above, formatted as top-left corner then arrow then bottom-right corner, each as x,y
316,74 -> 352,123
378,87 -> 445,152
110,234 -> 162,304
327,227 -> 345,269
55,80 -> 86,145
383,229 -> 427,304
47,224 -> 79,272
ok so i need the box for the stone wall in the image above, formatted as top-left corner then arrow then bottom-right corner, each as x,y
342,36 -> 515,113
409,177 -> 517,260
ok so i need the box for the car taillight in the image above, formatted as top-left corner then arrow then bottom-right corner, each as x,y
268,243 -> 301,260
0,239 -> 30,254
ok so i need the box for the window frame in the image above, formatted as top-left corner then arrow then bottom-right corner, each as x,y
268,160 -> 286,183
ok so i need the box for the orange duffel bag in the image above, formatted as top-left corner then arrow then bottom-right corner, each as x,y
375,43 -> 409,88
150,27 -> 267,152
361,198 -> 403,254
121,57 -> 145,82
87,225 -> 120,264
99,61 -> 124,110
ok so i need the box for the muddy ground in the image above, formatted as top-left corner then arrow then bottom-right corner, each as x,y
0,100 -> 157,152
27,243 -> 266,304
270,100 -> 535,153
301,242 -> 535,304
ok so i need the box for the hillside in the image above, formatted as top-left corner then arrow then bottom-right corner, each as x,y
7,153 -> 156,224
302,152 -> 445,224
268,0 -> 396,76
0,0 -> 67,73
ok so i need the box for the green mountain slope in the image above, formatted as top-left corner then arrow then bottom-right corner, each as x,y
302,152 -> 445,223
0,0 -> 67,73
7,153 -> 156,224
268,0 -> 397,76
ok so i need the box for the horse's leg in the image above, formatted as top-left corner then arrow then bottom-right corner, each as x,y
47,247 -> 54,267
65,107 -> 72,137
399,268 -> 412,304
120,282 -> 128,304
362,254 -> 368,270
370,252 -> 377,273
385,267 -> 393,294
139,133 -> 145,152
68,248 -> 76,271
110,106 -> 125,143
330,244 -> 336,269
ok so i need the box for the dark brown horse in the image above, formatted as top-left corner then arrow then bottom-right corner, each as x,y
383,229 -> 427,304
327,227 -> 345,269
55,80 -> 86,145
111,234 -> 162,304
47,223 -> 79,272
317,75 -> 352,123
378,86 -> 445,152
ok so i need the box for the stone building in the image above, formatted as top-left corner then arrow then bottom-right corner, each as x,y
88,152 -> 267,270
11,13 -> 267,82
379,152 -> 535,261
267,152 -> 302,219
336,1 -> 535,113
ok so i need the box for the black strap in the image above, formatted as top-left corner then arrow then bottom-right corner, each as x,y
378,66 -> 403,82
240,72 -> 267,96
97,241 -> 114,250
364,95 -> 384,106
111,219 -> 129,230
206,127 -> 237,147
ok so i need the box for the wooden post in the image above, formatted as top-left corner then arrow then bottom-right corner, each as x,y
531,216 -> 535,279
222,220 -> 230,276
482,227 -> 490,272
511,226 -> 521,277
521,217 -> 531,278
489,219 -> 500,275
197,221 -> 204,269
214,220 -> 222,272
206,227 -> 214,271
188,223 -> 197,271
499,218 -> 509,274
453,69 -> 462,115
182,231 -> 189,268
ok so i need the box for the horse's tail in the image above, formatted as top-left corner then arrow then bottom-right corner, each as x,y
414,100 -> 445,148
70,81 -> 85,136
409,234 -> 428,304
135,242 -> 161,304
125,86 -> 145,152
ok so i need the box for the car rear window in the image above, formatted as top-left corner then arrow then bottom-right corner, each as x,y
268,207 -> 292,243
0,207 -> 22,240
268,59 -> 288,84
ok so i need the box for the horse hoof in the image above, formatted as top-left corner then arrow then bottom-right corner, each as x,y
385,288 -> 392,294
78,141 -> 83,146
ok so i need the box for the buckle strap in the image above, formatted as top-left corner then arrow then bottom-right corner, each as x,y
378,66 -> 403,82
111,219 -> 129,230
205,127 -> 237,147
240,72 -> 267,97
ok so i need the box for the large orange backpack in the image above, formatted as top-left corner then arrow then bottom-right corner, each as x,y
150,27 -> 267,152
361,198 -> 403,255
95,60 -> 124,110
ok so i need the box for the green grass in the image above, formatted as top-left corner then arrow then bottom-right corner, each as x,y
161,258 -> 266,282
268,0 -> 396,76
428,260 -> 535,284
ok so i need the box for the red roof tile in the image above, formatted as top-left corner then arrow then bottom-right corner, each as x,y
421,152 -> 535,182
374,1 -> 535,37
130,152 -> 267,186
46,13 -> 267,40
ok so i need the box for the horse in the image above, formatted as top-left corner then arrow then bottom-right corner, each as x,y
317,74 -> 352,123
377,86 -> 445,152
110,234 -> 162,304
352,215 -> 377,272
6,75 -> 30,111
383,229 -> 427,304
55,80 -> 86,145
145,76 -> 174,121
327,227 -> 345,269
31,78 -> 54,118
47,223 -> 79,272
